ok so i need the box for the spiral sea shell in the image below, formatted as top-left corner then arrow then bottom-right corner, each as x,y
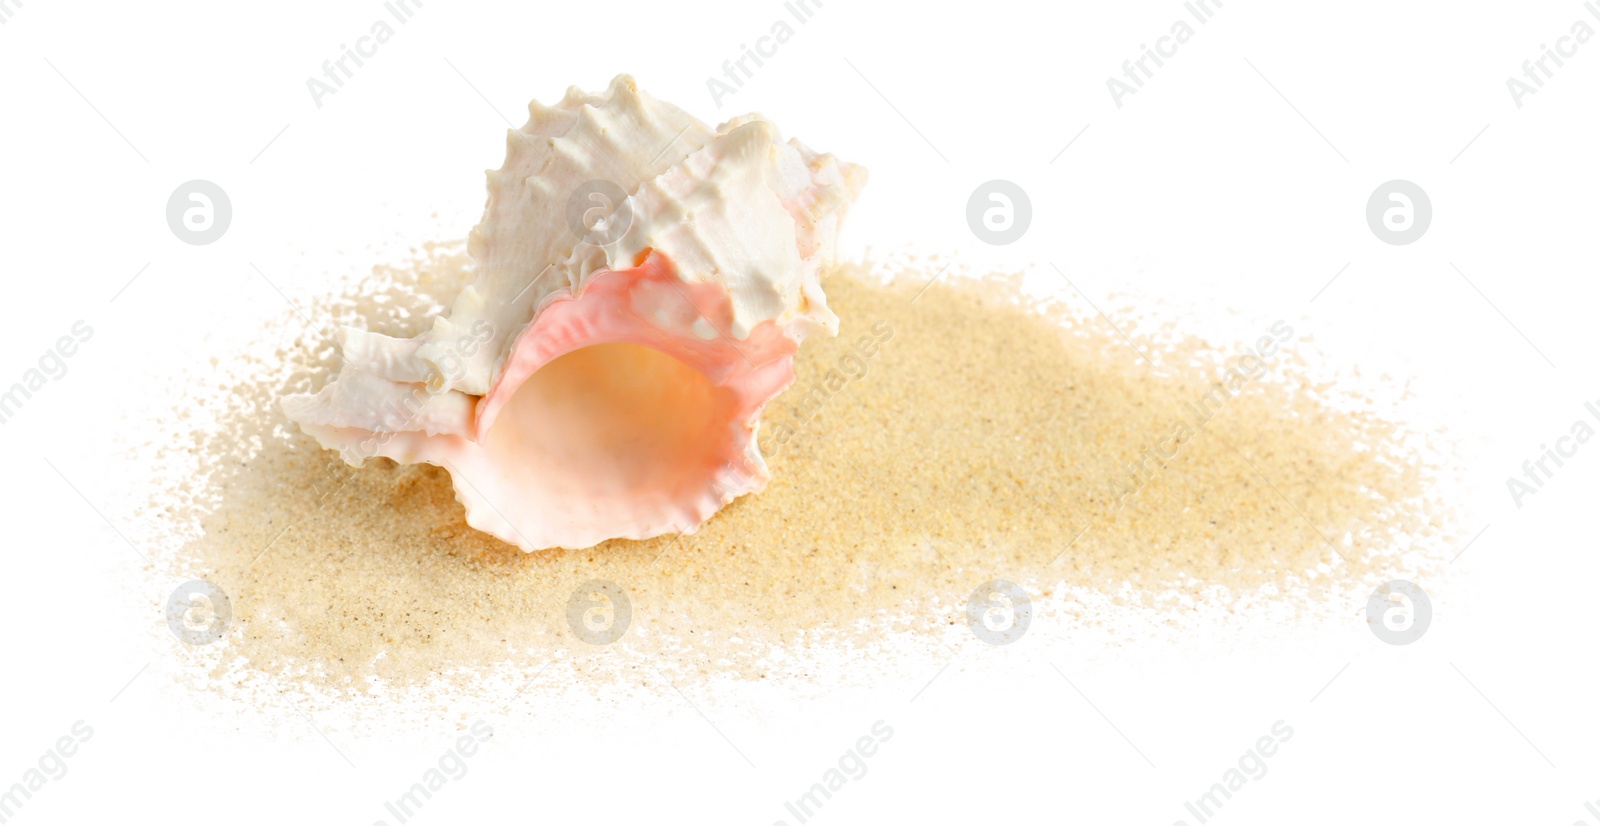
281,75 -> 866,550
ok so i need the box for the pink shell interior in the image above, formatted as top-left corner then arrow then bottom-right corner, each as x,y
468,250 -> 799,547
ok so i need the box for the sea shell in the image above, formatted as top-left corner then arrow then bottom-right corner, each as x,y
281,75 -> 866,550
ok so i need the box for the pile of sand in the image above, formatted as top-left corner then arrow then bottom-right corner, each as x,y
146,246 -> 1451,700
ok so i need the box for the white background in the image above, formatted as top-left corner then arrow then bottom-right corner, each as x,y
2,0 -> 1598,823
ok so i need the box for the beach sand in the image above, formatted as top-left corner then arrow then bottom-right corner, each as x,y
154,248 -> 1449,697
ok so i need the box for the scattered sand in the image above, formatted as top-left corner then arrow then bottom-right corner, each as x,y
151,246 -> 1451,698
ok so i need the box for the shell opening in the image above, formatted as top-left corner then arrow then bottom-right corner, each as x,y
481,342 -> 741,514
